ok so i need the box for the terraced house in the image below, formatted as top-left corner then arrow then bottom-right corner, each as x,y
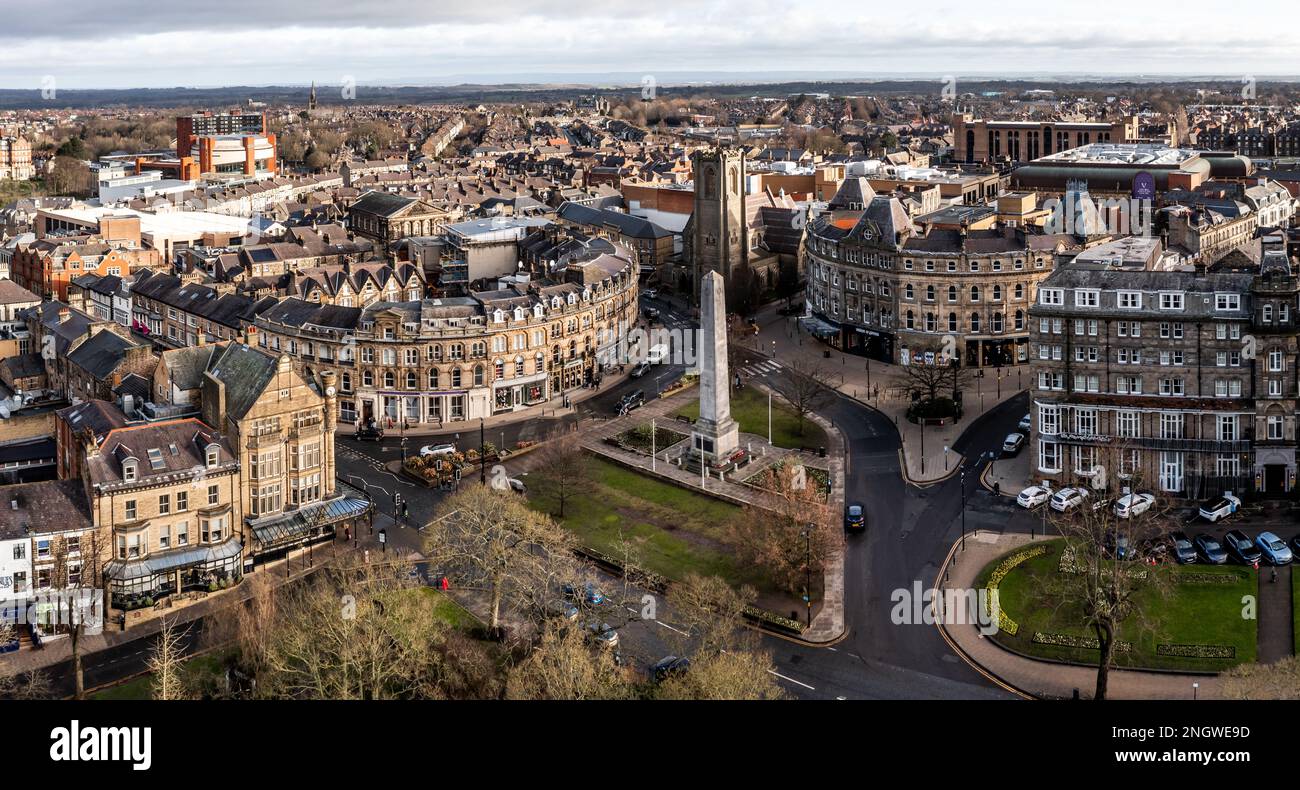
129,270 -> 253,347
251,248 -> 638,425
1028,244 -> 1300,499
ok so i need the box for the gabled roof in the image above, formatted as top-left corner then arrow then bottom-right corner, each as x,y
66,330 -> 142,381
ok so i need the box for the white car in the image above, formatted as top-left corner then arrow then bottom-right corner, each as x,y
1017,413 -> 1032,433
1049,487 -> 1090,512
420,443 -> 457,458
1113,492 -> 1155,519
1198,493 -> 1241,523
1016,485 -> 1052,509
1002,433 -> 1025,456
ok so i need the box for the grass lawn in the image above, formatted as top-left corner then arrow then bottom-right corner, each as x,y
416,587 -> 483,630
978,540 -> 1257,672
529,456 -> 773,591
674,386 -> 827,450
92,648 -> 233,701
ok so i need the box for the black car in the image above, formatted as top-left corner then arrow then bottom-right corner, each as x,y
644,307 -> 661,321
1223,530 -> 1263,565
1193,533 -> 1229,565
1291,534 -> 1300,558
844,504 -> 865,533
354,419 -> 384,441
616,390 -> 645,415
649,655 -> 691,683
1168,531 -> 1197,564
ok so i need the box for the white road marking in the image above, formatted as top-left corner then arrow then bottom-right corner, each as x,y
769,668 -> 815,690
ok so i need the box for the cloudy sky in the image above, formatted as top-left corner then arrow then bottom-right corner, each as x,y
1,0 -> 1296,89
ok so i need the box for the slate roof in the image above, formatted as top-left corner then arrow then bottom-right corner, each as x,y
66,330 -> 140,380
205,342 -> 280,419
57,399 -> 128,445
159,345 -> 220,392
0,479 -> 92,540
350,190 -> 421,218
88,418 -> 235,488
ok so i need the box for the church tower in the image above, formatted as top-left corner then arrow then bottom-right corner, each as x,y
686,146 -> 748,303
308,82 -> 318,112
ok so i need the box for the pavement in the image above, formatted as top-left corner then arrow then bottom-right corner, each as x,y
742,301 -> 1030,486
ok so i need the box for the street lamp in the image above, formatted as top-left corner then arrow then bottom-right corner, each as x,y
960,463 -> 967,551
479,417 -> 487,485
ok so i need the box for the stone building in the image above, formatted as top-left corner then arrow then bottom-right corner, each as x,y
803,177 -> 1083,366
1028,251 -> 1300,499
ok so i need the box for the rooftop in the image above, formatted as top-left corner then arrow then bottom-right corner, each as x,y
1035,143 -> 1200,167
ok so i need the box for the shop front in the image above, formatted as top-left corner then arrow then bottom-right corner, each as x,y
247,480 -> 374,562
492,372 -> 548,413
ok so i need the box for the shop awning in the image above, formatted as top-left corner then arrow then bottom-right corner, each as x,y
104,537 -> 243,581
799,316 -> 840,338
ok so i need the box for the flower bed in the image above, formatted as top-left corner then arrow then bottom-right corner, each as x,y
606,425 -> 688,455
1058,545 -> 1148,579
1156,643 -> 1235,659
1032,631 -> 1132,653
984,545 -> 1048,636
1176,571 -> 1248,586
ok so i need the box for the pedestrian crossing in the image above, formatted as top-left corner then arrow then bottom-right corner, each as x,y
739,359 -> 782,378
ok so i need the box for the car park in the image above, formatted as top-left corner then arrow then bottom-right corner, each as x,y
1113,492 -> 1155,519
1256,531 -> 1292,565
649,655 -> 691,683
1001,433 -> 1025,457
1169,531 -> 1197,564
1016,485 -> 1052,509
1199,493 -> 1241,523
1017,413 -> 1032,433
1223,530 -> 1262,565
1049,487 -> 1089,513
1193,533 -> 1229,565
844,504 -> 865,533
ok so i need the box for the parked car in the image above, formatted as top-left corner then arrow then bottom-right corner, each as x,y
354,418 -> 384,441
585,621 -> 620,650
1049,487 -> 1089,513
1193,533 -> 1230,565
420,443 -> 456,458
1113,492 -> 1155,519
616,390 -> 645,415
1103,532 -> 1133,561
1016,485 -> 1052,509
642,289 -> 658,301
1223,530 -> 1263,565
1291,534 -> 1300,559
563,583 -> 605,607
630,361 -> 650,378
1199,493 -> 1241,523
649,655 -> 691,683
844,504 -> 865,533
545,600 -> 579,622
1255,531 -> 1293,565
644,307 -> 661,321
1001,433 -> 1025,457
1017,413 -> 1032,434
1169,531 -> 1197,564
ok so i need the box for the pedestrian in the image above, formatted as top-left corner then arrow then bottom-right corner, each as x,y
1272,568 -> 1278,584
440,576 -> 450,591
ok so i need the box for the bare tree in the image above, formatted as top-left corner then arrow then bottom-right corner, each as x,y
727,462 -> 839,598
669,573 -> 756,657
530,432 -> 589,519
1221,656 -> 1300,699
147,616 -> 192,700
655,649 -> 787,700
0,621 -> 51,699
425,485 -> 579,632
50,528 -> 104,700
780,358 -> 836,438
504,623 -> 638,700
1046,455 -> 1169,700
901,358 -> 970,405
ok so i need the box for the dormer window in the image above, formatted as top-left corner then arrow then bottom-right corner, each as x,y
206,446 -> 219,468
123,459 -> 137,482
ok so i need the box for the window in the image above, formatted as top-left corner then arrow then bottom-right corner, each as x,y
1269,349 -> 1284,372
125,500 -> 137,520
1159,293 -> 1184,311
1118,291 -> 1142,309
1039,288 -> 1063,306
1216,293 -> 1240,311
208,484 -> 219,507
1268,415 -> 1285,440
1038,441 -> 1060,473
1116,410 -> 1139,438
1218,415 -> 1238,442
158,494 -> 170,515
206,446 -> 219,467
1074,289 -> 1099,307
159,524 -> 170,550
122,460 -> 137,482
147,448 -> 164,470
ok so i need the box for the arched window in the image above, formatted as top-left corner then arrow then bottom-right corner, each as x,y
926,285 -> 935,302
1015,309 -> 1025,330
947,285 -> 957,302
906,310 -> 915,330
428,370 -> 439,389
924,313 -> 936,332
948,312 -> 957,332
970,286 -> 980,302
494,359 -> 505,379
904,284 -> 914,300
405,371 -> 417,389
992,285 -> 1002,301
969,313 -> 981,333
341,372 -> 351,392
1014,284 -> 1024,300
993,312 -> 1004,333
383,371 -> 395,388
474,365 -> 485,387
362,371 -> 374,387
451,368 -> 462,388
535,352 -> 545,373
